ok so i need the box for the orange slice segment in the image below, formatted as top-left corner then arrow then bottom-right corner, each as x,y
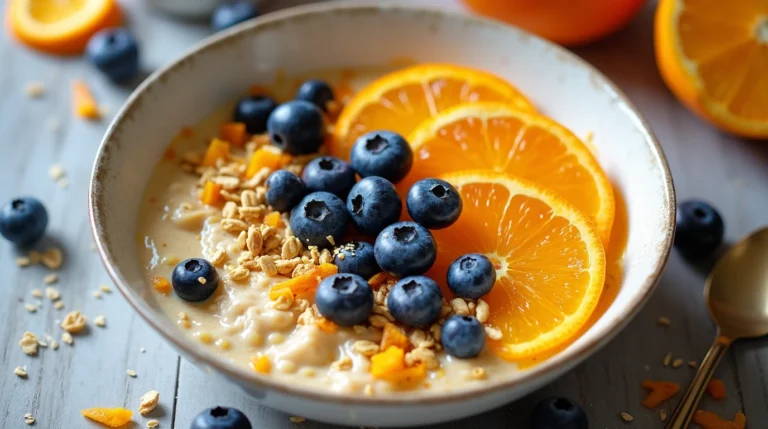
405,102 -> 614,244
655,0 -> 768,138
7,0 -> 123,55
331,63 -> 535,159
429,171 -> 606,360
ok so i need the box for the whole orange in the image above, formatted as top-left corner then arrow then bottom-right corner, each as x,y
462,0 -> 646,46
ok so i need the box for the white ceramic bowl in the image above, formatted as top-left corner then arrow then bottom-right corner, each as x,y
89,2 -> 675,426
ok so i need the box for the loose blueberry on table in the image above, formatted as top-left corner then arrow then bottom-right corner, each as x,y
210,1 -> 259,32
85,28 -> 140,83
289,191 -> 349,248
171,258 -> 219,302
190,406 -> 252,429
0,197 -> 48,247
441,315 -> 486,358
333,241 -> 379,280
350,130 -> 413,183
406,178 -> 463,229
374,221 -> 437,277
387,275 -> 443,327
234,95 -> 277,134
265,169 -> 305,212
301,156 -> 356,198
447,253 -> 496,299
530,397 -> 588,429
267,100 -> 326,155
346,176 -> 402,236
674,199 -> 724,261
295,79 -> 335,111
315,273 -> 374,326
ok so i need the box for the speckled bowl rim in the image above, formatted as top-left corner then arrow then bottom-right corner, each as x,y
89,1 -> 675,406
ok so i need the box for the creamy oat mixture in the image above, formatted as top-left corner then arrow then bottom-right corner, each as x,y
136,73 -> 518,396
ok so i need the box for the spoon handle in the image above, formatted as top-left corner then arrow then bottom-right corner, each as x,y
665,335 -> 731,429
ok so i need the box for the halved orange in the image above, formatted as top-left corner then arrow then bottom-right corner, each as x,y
655,0 -> 768,138
7,0 -> 123,55
331,63 -> 535,159
404,102 -> 615,244
429,171 -> 606,360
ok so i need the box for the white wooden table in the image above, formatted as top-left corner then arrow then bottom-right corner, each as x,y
1,1 -> 767,428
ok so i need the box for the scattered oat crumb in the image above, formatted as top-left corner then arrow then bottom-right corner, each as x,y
48,164 -> 66,181
24,413 -> 35,425
146,420 -> 159,428
471,367 -> 487,380
94,315 -> 106,327
140,347 -> 146,353
31,289 -> 43,298
688,361 -> 698,368
45,287 -> 61,301
127,369 -> 137,378
197,276 -> 207,284
663,352 -> 672,367
100,284 -> 112,293
620,411 -> 634,422
14,366 -> 28,378
50,340 -> 58,350
289,416 -> 306,423
61,311 -> 87,333
16,257 -> 31,267
660,409 -> 667,421
20,332 -> 38,355
326,235 -> 335,246
37,339 -> 48,348
139,390 -> 160,415
41,248 -> 63,270
61,332 -> 73,345
24,303 -> 37,313
93,290 -> 103,299
658,316 -> 670,326
672,358 -> 684,368
44,273 -> 58,284
54,301 -> 64,310
24,82 -> 45,98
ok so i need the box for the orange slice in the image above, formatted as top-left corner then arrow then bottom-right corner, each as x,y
655,0 -> 768,138
405,102 -> 614,244
428,171 -> 605,360
331,63 -> 535,159
7,0 -> 123,55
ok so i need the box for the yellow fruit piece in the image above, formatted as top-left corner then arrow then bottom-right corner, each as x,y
250,355 -> 272,374
263,211 -> 281,227
202,138 -> 230,167
81,407 -> 133,427
380,323 -> 410,351
151,276 -> 171,294
428,171 -> 606,360
268,263 -> 338,299
201,181 -> 222,205
245,146 -> 290,178
219,122 -> 248,146
72,80 -> 100,120
655,0 -> 768,138
370,346 -> 426,384
405,102 -> 614,244
332,63 -> 535,160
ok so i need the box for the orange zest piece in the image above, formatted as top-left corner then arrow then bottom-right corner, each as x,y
151,276 -> 171,294
381,323 -> 410,351
8,0 -> 123,55
250,355 -> 272,374
315,317 -> 339,333
219,122 -> 248,146
72,80 -> 101,120
81,407 -> 133,427
264,211 -> 281,227
368,272 -> 396,290
429,171 -> 605,360
201,181 -> 222,206
246,146 -> 290,178
268,263 -> 338,299
332,63 -> 535,160
693,410 -> 746,429
707,379 -> 726,400
370,346 -> 426,385
202,138 -> 230,167
641,380 -> 680,408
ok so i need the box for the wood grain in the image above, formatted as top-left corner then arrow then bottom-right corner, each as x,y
1,1 -> 767,428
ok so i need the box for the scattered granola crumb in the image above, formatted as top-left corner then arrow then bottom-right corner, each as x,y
197,276 -> 207,284
14,366 -> 28,378
660,409 -> 667,421
24,303 -> 37,313
31,289 -> 43,298
658,316 -> 670,326
663,352 -> 672,367
146,420 -> 159,428
94,315 -> 106,327
49,164 -> 66,181
20,332 -> 38,355
672,358 -> 684,368
289,416 -> 306,423
326,235 -> 335,246
44,273 -> 58,284
24,413 -> 35,425
619,411 -> 634,422
45,287 -> 61,301
93,290 -> 103,299
16,256 -> 31,267
688,361 -> 698,368
61,332 -> 73,345
54,301 -> 64,310
139,390 -> 160,415
470,367 -> 487,380
50,340 -> 58,350
100,284 -> 112,293
140,347 -> 146,353
60,311 -> 87,333
127,369 -> 137,378
24,82 -> 45,97
37,339 -> 48,348
41,248 -> 63,270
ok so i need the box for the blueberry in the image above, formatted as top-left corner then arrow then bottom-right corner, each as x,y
190,406 -> 252,429
234,95 -> 277,134
301,156 -> 356,198
290,192 -> 349,248
0,197 -> 48,247
447,253 -> 496,299
211,1 -> 259,32
85,28 -> 139,83
171,258 -> 219,302
675,200 -> 724,261
295,79 -> 335,111
530,397 -> 588,429
374,221 -> 437,277
315,274 -> 374,326
267,101 -> 326,155
350,131 -> 413,183
266,170 -> 305,212
346,177 -> 402,236
442,315 -> 486,358
386,276 -> 443,327
333,241 -> 379,279
406,178 -> 462,229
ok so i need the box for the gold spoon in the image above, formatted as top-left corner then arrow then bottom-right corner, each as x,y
666,226 -> 768,428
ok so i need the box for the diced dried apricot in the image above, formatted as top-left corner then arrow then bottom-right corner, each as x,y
250,355 -> 271,374
72,80 -> 101,120
264,211 -> 281,227
81,407 -> 133,427
246,146 -> 288,178
370,346 -> 426,385
268,263 -> 338,299
641,380 -> 680,408
152,276 -> 171,294
381,323 -> 410,351
201,181 -> 222,206
707,379 -> 726,400
202,138 -> 230,167
220,122 -> 248,146
368,272 -> 397,290
315,317 -> 339,333
693,410 -> 746,429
